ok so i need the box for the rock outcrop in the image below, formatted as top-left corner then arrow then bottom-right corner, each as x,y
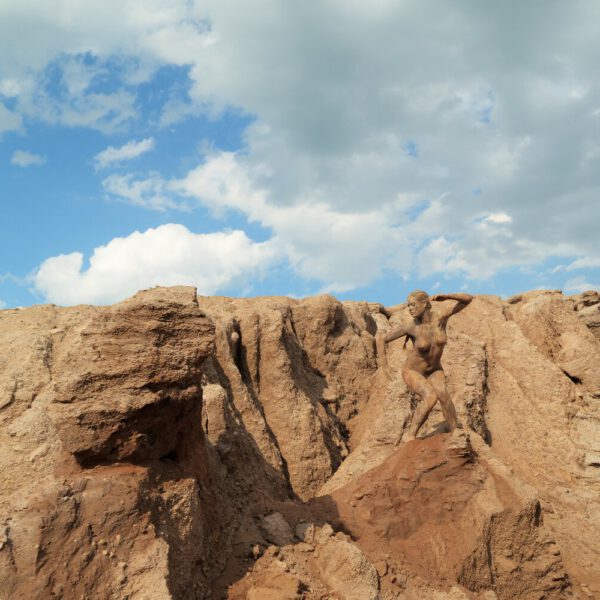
0,288 -> 220,599
573,290 -> 600,342
1,286 -> 599,599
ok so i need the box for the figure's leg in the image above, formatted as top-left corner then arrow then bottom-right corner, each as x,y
427,370 -> 458,432
402,368 -> 439,441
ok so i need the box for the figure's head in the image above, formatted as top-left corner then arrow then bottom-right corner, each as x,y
407,290 -> 430,319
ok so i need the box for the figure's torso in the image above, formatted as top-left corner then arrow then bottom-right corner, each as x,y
404,317 -> 448,374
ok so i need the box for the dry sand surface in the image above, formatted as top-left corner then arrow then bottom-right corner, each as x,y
1,286 -> 599,599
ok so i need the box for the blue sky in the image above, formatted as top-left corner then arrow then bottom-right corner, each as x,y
1,1 -> 599,309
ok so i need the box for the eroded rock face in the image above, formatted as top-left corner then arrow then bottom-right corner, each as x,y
197,295 -> 377,501
1,287 -> 599,599
50,286 -> 215,464
572,290 -> 600,342
0,287 -> 219,599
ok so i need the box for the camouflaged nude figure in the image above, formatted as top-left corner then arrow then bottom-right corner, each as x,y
376,291 -> 473,441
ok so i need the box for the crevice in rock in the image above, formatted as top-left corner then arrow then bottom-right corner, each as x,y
469,349 -> 492,446
205,350 -> 295,499
561,369 -> 582,386
281,325 -> 348,479
238,321 -> 261,395
160,450 -> 179,462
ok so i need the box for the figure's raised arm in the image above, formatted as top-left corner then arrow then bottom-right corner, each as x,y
431,293 -> 473,319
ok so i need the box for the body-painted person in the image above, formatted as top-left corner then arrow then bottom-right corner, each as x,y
376,291 -> 473,441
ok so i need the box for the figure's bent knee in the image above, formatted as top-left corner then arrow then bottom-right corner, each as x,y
402,366 -> 420,387
423,390 -> 438,406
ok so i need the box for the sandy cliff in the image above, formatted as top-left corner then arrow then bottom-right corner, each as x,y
1,287 -> 599,599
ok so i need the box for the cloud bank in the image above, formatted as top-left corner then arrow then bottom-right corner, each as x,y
2,1 -> 598,302
34,224 -> 277,305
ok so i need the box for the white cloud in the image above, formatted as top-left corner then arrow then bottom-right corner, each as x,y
102,173 -> 183,211
11,150 -> 46,167
94,137 -> 155,169
173,152 -> 411,290
564,276 -> 599,294
2,1 -> 600,290
48,151 -> 413,295
0,79 -> 22,97
173,151 -> 265,217
417,237 -> 457,278
566,256 -> 600,271
483,212 -> 513,225
0,104 -> 22,135
28,85 -> 137,134
117,149 -> 585,289
167,1 -> 599,285
0,298 -> 6,309
0,2 -> 211,131
33,224 -> 278,305
474,211 -> 514,231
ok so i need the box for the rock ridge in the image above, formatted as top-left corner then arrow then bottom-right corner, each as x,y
0,286 -> 598,598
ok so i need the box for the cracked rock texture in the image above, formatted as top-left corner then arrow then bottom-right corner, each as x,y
1,287 -> 599,599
